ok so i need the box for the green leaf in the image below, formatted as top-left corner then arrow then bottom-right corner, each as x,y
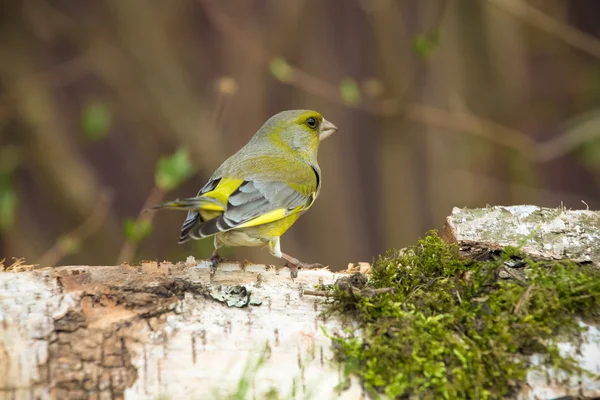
269,57 -> 293,82
577,137 -> 600,167
124,218 -> 136,241
0,187 -> 16,231
81,100 -> 112,141
124,218 -> 153,243
155,147 -> 194,191
412,34 -> 438,58
57,236 -> 81,255
340,78 -> 360,105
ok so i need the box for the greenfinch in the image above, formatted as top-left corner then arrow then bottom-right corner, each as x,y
149,109 -> 338,277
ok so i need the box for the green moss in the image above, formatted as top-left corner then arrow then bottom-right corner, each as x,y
326,231 -> 600,399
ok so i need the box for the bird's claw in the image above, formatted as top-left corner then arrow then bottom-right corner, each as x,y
285,261 -> 324,280
209,255 -> 223,277
210,255 -> 223,267
287,263 -> 298,280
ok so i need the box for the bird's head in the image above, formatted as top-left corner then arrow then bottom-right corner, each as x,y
252,110 -> 338,162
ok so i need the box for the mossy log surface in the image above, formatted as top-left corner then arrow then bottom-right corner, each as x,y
0,205 -> 599,399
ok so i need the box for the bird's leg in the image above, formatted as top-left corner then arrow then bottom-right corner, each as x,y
209,247 -> 223,268
208,248 -> 222,279
281,252 -> 323,279
209,237 -> 224,277
268,238 -> 323,279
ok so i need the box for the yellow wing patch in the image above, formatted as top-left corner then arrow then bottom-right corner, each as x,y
201,178 -> 244,207
238,204 -> 308,229
237,208 -> 287,228
200,203 -> 225,212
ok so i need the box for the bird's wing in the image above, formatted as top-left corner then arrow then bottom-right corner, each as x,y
178,176 -> 227,243
175,156 -> 320,243
187,177 -> 317,240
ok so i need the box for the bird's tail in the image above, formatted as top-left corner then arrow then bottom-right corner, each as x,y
144,196 -> 223,243
144,197 -> 207,213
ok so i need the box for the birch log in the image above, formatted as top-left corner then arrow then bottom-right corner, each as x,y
0,260 -> 366,400
1,205 -> 599,400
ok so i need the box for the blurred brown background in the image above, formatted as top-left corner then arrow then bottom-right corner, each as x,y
1,0 -> 600,270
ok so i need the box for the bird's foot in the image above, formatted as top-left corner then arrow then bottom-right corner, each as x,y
285,261 -> 324,279
209,254 -> 223,277
209,254 -> 223,267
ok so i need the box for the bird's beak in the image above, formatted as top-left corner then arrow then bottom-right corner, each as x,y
319,118 -> 338,141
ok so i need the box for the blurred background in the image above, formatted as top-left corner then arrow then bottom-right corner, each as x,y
1,0 -> 600,270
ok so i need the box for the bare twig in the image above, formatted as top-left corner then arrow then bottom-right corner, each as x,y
3,258 -> 35,272
37,190 -> 114,267
353,287 -> 395,297
116,68 -> 235,265
403,103 -> 538,158
303,290 -> 329,297
213,77 -> 238,129
513,284 -> 535,315
199,0 -> 600,164
536,112 -> 600,162
488,0 -> 600,60
0,54 -> 88,110
116,186 -> 166,265
303,287 -> 394,298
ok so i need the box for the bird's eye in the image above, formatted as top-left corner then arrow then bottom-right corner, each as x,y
306,117 -> 318,128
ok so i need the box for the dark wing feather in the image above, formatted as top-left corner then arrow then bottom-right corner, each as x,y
190,180 -> 311,239
178,178 -> 221,243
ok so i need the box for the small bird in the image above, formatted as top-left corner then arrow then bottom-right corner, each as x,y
149,110 -> 338,277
